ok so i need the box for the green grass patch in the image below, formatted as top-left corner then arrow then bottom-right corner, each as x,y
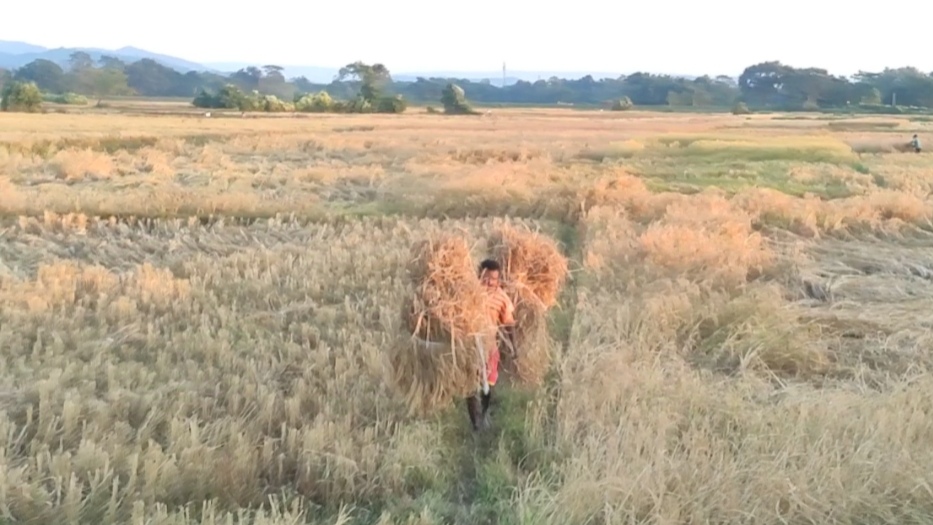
826,120 -> 903,132
640,159 -> 860,199
657,137 -> 857,164
42,92 -> 89,105
576,133 -> 860,166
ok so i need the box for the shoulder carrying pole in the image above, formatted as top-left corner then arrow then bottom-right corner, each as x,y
474,333 -> 490,395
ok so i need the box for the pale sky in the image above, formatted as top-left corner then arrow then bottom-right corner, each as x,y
3,0 -> 930,76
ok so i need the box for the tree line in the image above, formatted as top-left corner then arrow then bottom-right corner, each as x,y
2,52 -> 933,113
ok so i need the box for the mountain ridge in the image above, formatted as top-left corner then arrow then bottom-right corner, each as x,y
0,40 -> 706,84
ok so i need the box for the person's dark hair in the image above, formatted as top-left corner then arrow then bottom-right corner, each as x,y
479,259 -> 501,274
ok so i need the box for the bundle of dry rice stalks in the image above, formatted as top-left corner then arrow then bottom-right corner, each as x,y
487,224 -> 569,386
389,234 -> 496,415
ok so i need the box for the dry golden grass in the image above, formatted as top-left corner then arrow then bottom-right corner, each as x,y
2,107 -> 933,523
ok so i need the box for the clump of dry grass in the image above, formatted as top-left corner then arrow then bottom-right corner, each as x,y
578,203 -> 826,378
486,224 -> 569,386
49,148 -> 115,181
734,187 -> 933,237
135,147 -> 176,177
389,234 -> 493,414
0,259 -> 191,316
686,284 -> 831,377
588,193 -> 776,290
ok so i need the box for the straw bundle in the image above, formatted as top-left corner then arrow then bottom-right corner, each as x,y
389,234 -> 496,414
487,225 -> 569,309
487,225 -> 569,386
499,284 -> 552,386
403,234 -> 490,341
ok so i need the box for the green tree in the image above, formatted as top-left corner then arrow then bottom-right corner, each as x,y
125,58 -> 186,96
231,67 -> 263,91
68,51 -> 94,72
1,81 -> 43,112
738,61 -> 792,107
13,59 -> 66,93
611,96 -> 634,110
859,86 -> 883,105
84,67 -> 134,102
193,84 -> 255,110
258,65 -> 293,98
441,83 -> 476,114
338,61 -> 391,101
262,65 -> 285,83
376,94 -> 407,113
98,55 -> 126,70
294,91 -> 335,112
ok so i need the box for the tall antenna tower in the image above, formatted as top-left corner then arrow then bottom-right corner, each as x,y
502,62 -> 506,88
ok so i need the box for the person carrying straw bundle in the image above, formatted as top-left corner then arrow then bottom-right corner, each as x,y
390,234 -> 499,418
464,258 -> 517,431
486,224 -> 569,387
390,227 -> 566,432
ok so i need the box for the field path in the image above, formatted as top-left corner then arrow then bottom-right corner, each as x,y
439,217 -> 585,522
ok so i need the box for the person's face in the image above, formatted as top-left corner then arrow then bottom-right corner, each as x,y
480,269 -> 500,290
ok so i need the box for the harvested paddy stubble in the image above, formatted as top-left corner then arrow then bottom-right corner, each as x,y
0,214 -> 549,524
528,203 -> 933,524
4,109 -> 933,523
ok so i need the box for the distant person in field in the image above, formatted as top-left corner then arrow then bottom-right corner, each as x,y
910,134 -> 921,153
465,259 -> 517,431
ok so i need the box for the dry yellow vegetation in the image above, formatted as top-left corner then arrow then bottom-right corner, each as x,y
2,107 -> 933,524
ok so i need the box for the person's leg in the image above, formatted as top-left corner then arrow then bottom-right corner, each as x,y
486,345 -> 500,391
481,346 -> 501,424
466,393 -> 482,431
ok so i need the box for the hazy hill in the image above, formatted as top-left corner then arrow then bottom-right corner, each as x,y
0,40 -> 47,55
0,41 -> 212,73
0,40 -> 703,84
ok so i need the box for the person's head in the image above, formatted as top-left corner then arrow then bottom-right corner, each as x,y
478,259 -> 501,290
914,134 -> 918,138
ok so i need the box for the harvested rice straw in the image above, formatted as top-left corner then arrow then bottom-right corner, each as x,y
487,224 -> 569,386
487,224 -> 569,308
389,234 -> 496,415
404,235 -> 489,341
500,282 -> 552,386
